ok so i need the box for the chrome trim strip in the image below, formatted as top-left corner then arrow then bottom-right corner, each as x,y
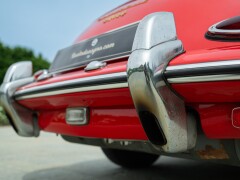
166,60 -> 240,84
166,60 -> 240,71
208,16 -> 240,35
127,12 -> 196,153
16,82 -> 128,100
15,72 -> 128,100
168,74 -> 240,84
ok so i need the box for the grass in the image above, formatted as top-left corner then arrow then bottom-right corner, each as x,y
0,106 -> 9,126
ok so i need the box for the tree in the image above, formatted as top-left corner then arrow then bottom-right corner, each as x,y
0,41 -> 50,125
0,41 -> 50,84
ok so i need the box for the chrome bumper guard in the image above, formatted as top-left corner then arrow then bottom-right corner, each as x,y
127,12 -> 197,153
0,61 -> 39,137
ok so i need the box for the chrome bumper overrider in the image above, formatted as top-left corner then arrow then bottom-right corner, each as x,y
0,62 -> 39,137
127,12 -> 197,153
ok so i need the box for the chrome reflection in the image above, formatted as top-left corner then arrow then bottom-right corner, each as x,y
127,12 -> 196,153
0,61 -> 38,137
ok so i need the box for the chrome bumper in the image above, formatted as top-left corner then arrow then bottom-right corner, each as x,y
0,13 -> 197,150
0,61 -> 39,137
127,12 -> 197,153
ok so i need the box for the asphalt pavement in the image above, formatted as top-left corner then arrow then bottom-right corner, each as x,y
0,126 -> 239,180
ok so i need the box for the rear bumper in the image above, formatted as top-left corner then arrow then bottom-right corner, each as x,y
1,12 -> 197,153
3,12 -> 240,154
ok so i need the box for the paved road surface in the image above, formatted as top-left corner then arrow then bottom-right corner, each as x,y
0,126 -> 239,180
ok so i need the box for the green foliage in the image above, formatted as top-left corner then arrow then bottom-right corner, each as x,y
0,106 -> 9,126
0,41 -> 50,84
0,41 -> 50,125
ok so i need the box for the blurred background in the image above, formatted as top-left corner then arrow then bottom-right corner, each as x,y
0,0 -> 126,125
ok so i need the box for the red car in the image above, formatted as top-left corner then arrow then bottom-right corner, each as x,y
1,0 -> 240,168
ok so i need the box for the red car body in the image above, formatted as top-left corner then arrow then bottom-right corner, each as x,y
2,0 -> 240,167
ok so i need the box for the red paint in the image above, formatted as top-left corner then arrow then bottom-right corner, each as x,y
171,81 -> 240,103
232,108 -> 240,128
194,104 -> 240,139
77,0 -> 240,51
171,81 -> 240,138
18,88 -> 134,110
38,108 -> 147,140
18,88 -> 148,140
168,46 -> 240,66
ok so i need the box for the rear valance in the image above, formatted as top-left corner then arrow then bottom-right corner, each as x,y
49,23 -> 138,73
